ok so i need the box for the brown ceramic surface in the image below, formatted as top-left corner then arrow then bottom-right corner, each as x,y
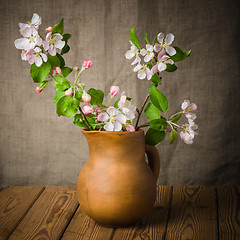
77,129 -> 160,227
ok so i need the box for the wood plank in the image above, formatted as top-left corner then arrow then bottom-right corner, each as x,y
165,185 -> 218,240
0,186 -> 44,240
112,185 -> 172,240
8,186 -> 78,240
61,206 -> 114,240
217,185 -> 240,240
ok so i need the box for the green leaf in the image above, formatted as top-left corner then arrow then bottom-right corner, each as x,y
47,54 -> 60,67
114,98 -> 120,108
149,119 -> 167,131
52,90 -> 65,103
144,33 -> 150,44
171,46 -> 191,62
169,128 -> 178,144
56,96 -> 79,118
75,90 -> 83,102
150,73 -> 162,85
145,128 -> 166,146
54,75 -> 70,91
30,62 -> 51,83
87,88 -> 104,105
149,84 -> 168,112
171,113 -> 182,123
51,18 -> 64,35
39,80 -> 49,91
61,33 -> 71,55
61,67 -> 72,77
152,35 -> 158,46
73,114 -> 96,130
56,53 -> 65,67
144,103 -> 161,121
129,27 -> 141,49
165,64 -> 177,72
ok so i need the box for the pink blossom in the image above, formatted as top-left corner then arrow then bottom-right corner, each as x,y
42,32 -> 65,56
26,47 -> 47,67
55,67 -> 61,74
65,89 -> 72,97
45,26 -> 52,32
82,105 -> 93,115
181,100 -> 197,120
153,33 -> 176,56
126,124 -> 135,132
110,86 -> 120,96
83,60 -> 93,69
35,86 -> 42,93
18,13 -> 42,32
82,91 -> 91,103
180,120 -> 198,144
140,44 -> 154,63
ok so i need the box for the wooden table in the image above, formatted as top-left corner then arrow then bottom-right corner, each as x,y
0,185 -> 239,240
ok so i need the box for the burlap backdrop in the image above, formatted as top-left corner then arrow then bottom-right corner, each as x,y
0,0 -> 239,186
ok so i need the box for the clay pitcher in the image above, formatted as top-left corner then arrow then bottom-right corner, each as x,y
77,129 -> 160,227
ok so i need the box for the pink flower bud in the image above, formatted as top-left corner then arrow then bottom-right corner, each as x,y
45,26 -> 52,32
82,105 -> 93,115
35,86 -> 42,93
110,86 -> 120,96
82,60 -> 93,69
166,125 -> 172,133
72,66 -> 79,71
82,91 -> 91,103
126,124 -> 135,132
65,89 -> 72,97
55,67 -> 61,74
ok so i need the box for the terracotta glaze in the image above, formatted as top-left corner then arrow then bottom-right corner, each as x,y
77,129 -> 160,227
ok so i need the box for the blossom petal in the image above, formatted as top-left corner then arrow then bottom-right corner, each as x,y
157,33 -> 164,44
146,67 -> 152,80
158,62 -> 167,72
14,38 -> 28,49
166,46 -> 176,56
189,103 -> 197,111
107,107 -> 119,117
118,95 -> 127,108
54,40 -> 65,49
104,122 -> 114,131
125,50 -> 135,59
115,114 -> 126,124
35,57 -> 43,67
185,112 -> 196,120
157,49 -> 166,61
181,100 -> 190,110
140,48 -> 147,56
146,44 -> 153,52
41,53 -> 48,62
113,121 -> 122,131
137,69 -> 146,79
131,55 -> 141,65
133,63 -> 142,72
97,112 -> 109,122
165,33 -> 174,45
144,54 -> 152,63
48,47 -> 56,56
154,43 -> 161,52
151,64 -> 159,75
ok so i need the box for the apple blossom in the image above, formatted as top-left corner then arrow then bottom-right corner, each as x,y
136,64 -> 152,80
83,60 -> 93,69
151,49 -> 174,74
125,41 -> 139,60
42,32 -> 65,56
18,13 -> 42,32
82,91 -> 91,103
180,120 -> 198,144
55,67 -> 61,74
110,86 -> 120,96
154,33 -> 176,56
65,89 -> 72,97
118,92 -> 136,121
97,107 -> 126,131
14,27 -> 42,51
140,44 -> 154,63
181,100 -> 197,120
82,105 -> 93,115
35,86 -> 42,93
126,124 -> 135,132
26,47 -> 47,67
21,50 -> 28,61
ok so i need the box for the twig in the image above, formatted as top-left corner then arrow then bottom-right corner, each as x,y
134,94 -> 149,129
79,106 -> 93,130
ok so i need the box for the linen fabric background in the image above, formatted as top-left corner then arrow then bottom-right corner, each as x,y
0,0 -> 239,186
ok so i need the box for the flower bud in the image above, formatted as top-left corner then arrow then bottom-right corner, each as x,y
110,86 -> 120,96
82,91 -> 91,103
126,124 -> 135,132
35,86 -> 42,93
65,89 -> 72,97
72,66 -> 79,71
45,26 -> 52,32
82,60 -> 93,69
166,125 -> 172,133
55,67 -> 61,74
82,105 -> 93,115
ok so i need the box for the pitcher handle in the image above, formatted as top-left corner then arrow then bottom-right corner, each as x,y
145,144 -> 160,183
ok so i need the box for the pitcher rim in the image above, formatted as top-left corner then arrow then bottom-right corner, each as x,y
81,129 -> 144,134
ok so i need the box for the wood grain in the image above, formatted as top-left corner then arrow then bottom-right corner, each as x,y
8,186 -> 78,240
0,186 -> 44,240
165,185 -> 218,240
217,185 -> 240,240
61,206 -> 114,240
112,185 -> 172,240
